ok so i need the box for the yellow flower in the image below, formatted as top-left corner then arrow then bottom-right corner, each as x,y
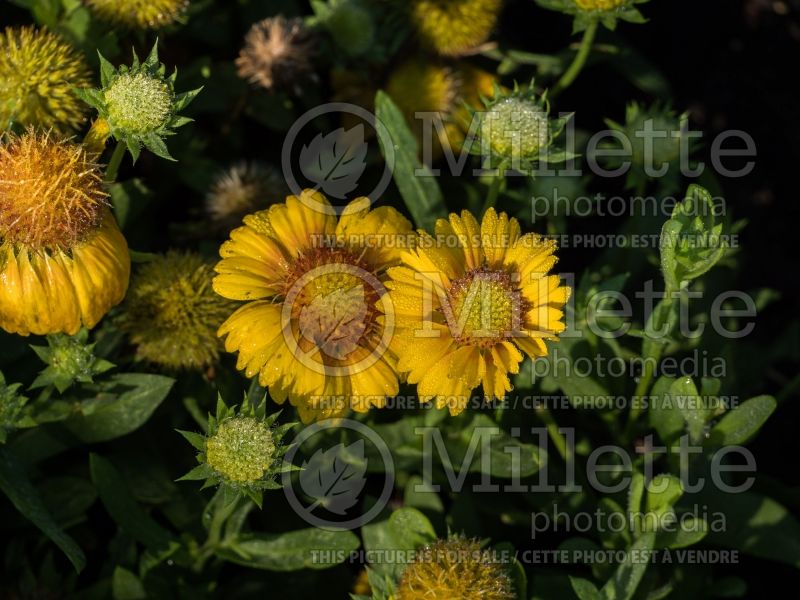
574,0 -> 626,10
86,0 -> 188,29
213,190 -> 414,423
119,252 -> 232,370
410,0 -> 503,56
0,131 -> 130,336
396,537 -> 514,600
386,60 -> 497,159
0,27 -> 91,133
386,208 -> 570,415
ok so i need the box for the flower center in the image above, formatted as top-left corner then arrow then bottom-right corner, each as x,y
286,247 -> 381,362
447,268 -> 526,346
0,132 -> 107,251
206,417 -> 275,483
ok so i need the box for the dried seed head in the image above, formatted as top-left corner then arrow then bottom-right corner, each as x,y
236,16 -> 317,94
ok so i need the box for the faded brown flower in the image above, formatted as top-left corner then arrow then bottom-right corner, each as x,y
235,16 -> 316,94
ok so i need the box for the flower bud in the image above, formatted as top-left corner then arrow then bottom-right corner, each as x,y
205,417 -> 276,484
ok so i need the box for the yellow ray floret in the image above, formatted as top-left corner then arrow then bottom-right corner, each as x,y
213,190 -> 414,423
387,208 -> 570,415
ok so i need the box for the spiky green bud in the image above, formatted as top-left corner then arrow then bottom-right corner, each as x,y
178,395 -> 296,508
76,41 -> 201,162
472,83 -> 573,172
30,329 -> 114,393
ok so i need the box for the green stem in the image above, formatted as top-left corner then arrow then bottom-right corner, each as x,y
104,142 -> 126,183
536,405 -> 569,463
626,294 -> 676,437
482,159 -> 509,215
552,20 -> 599,97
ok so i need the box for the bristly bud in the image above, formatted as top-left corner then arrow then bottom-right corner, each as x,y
177,395 -> 297,508
30,329 -> 114,393
76,41 -> 202,163
0,26 -> 91,133
118,252 -> 233,371
471,82 -> 574,173
236,16 -> 317,95
396,537 -> 514,600
86,0 -> 189,30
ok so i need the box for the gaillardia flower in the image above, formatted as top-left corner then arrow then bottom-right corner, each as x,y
118,252 -> 232,370
236,16 -> 317,95
76,43 -> 201,162
213,190 -> 413,423
410,0 -> 503,56
396,537 -> 514,600
178,395 -> 294,507
386,208 -> 569,415
86,0 -> 189,29
206,162 -> 286,231
0,131 -> 130,337
0,27 -> 91,133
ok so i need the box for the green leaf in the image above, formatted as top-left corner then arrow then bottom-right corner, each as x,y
648,376 -> 683,446
669,377 -> 708,444
173,87 -> 203,112
0,447 -> 86,572
660,184 -> 726,292
98,50 -> 117,88
89,454 -> 177,552
374,91 -> 446,231
655,517 -> 708,549
708,395 -> 777,446
646,474 -> 683,515
387,507 -> 436,548
600,532 -> 655,600
111,566 -> 147,600
65,373 -> 174,443
141,133 -> 175,161
570,576 -> 603,600
701,490 -> 800,568
217,528 -> 360,571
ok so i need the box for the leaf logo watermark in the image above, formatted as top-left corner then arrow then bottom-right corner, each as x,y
298,439 -> 367,516
299,125 -> 368,199
282,419 -> 395,530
